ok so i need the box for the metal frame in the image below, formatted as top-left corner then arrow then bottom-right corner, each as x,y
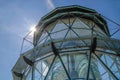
12,5 -> 120,80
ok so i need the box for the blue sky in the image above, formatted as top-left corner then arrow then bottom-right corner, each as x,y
0,0 -> 120,80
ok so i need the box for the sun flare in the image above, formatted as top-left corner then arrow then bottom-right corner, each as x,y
30,27 -> 36,32
29,25 -> 36,37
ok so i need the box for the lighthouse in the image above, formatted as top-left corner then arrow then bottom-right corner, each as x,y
12,5 -> 120,80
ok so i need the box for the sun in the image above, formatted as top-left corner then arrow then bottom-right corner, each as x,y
29,25 -> 36,37
30,27 -> 36,32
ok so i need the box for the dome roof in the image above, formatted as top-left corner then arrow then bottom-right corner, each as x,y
36,5 -> 110,36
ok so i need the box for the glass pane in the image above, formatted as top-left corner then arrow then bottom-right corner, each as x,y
51,20 -> 68,33
60,53 -> 88,79
45,56 -> 69,80
72,18 -> 90,29
34,55 -> 55,80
